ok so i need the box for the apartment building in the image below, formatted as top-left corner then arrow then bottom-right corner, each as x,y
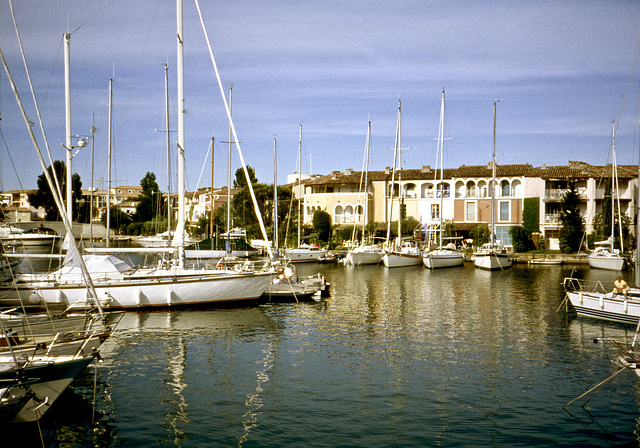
297,161 -> 638,249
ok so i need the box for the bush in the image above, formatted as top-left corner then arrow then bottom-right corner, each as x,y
509,226 -> 529,252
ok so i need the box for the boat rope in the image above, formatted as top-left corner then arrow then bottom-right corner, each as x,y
194,0 -> 273,259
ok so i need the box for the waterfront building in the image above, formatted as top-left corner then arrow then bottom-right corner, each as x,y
296,161 -> 638,249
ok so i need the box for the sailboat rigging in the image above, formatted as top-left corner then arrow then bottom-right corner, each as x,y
472,100 -> 512,270
383,100 -> 422,268
345,121 -> 384,266
423,88 -> 464,269
588,121 -> 626,270
283,124 -> 327,262
0,0 -> 274,310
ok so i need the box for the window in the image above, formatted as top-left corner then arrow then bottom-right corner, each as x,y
431,204 -> 440,220
404,183 -> 417,198
512,179 -> 522,197
436,182 -> 450,198
478,180 -> 487,198
499,201 -> 510,221
466,181 -> 476,198
455,181 -> 465,198
465,201 -> 476,221
500,180 -> 510,197
422,183 -> 434,198
344,205 -> 354,222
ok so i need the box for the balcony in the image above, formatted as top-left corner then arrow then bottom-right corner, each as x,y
544,188 -> 587,201
334,214 -> 364,224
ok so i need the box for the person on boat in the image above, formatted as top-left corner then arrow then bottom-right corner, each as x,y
613,277 -> 630,298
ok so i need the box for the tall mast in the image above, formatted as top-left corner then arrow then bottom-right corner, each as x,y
612,121 -> 624,254
438,88 -> 445,247
164,64 -> 171,237
361,121 -> 371,246
210,137 -> 214,237
386,101 -> 401,246
491,100 -> 497,246
64,33 -> 72,222
176,0 -> 185,265
227,86 -> 232,235
397,103 -> 403,244
89,115 -> 95,243
273,138 -> 278,256
297,123 -> 302,248
636,122 -> 640,286
106,77 -> 113,248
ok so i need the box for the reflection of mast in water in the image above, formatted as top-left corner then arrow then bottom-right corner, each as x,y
238,339 -> 276,447
162,336 -> 189,446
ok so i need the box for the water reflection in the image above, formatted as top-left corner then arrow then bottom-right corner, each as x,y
27,262 -> 640,446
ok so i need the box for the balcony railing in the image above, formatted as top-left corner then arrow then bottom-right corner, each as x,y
545,188 -> 587,200
333,214 -> 365,224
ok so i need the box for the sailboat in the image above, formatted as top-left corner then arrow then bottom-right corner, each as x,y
472,101 -> 512,271
588,122 -> 626,271
423,88 -> 464,269
0,0 -> 274,310
284,124 -> 328,263
345,121 -> 385,266
383,100 -> 422,268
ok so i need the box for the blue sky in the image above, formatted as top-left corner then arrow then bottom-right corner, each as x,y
1,0 -> 640,193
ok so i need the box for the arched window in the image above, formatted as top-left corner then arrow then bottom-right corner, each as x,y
355,204 -> 364,222
344,205 -> 354,222
404,183 -> 417,198
500,180 -> 510,197
422,183 -> 434,198
512,179 -> 522,197
466,180 -> 476,198
436,182 -> 450,198
388,183 -> 400,197
478,180 -> 488,198
455,181 -> 465,198
334,205 -> 344,223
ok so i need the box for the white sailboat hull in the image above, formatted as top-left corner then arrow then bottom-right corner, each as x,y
383,252 -> 422,268
423,250 -> 465,269
588,253 -> 625,270
0,269 -> 273,310
345,248 -> 383,266
566,289 -> 640,324
473,252 -> 512,270
284,247 -> 327,263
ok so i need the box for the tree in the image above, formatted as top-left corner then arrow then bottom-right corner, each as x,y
559,179 -> 584,253
509,226 -> 528,253
135,172 -> 163,223
470,223 -> 490,247
522,198 -> 540,237
312,210 -> 332,242
101,206 -> 133,233
233,166 -> 258,189
28,161 -> 82,221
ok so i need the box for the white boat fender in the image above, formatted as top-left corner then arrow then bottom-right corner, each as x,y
625,299 -> 629,314
28,292 -> 43,305
578,292 -> 583,305
600,295 -> 604,309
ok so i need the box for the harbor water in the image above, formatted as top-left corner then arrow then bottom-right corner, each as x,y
11,262 -> 640,447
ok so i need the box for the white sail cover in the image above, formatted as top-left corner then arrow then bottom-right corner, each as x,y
61,254 -> 134,274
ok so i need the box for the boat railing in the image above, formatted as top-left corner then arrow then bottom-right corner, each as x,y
562,277 -> 609,294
